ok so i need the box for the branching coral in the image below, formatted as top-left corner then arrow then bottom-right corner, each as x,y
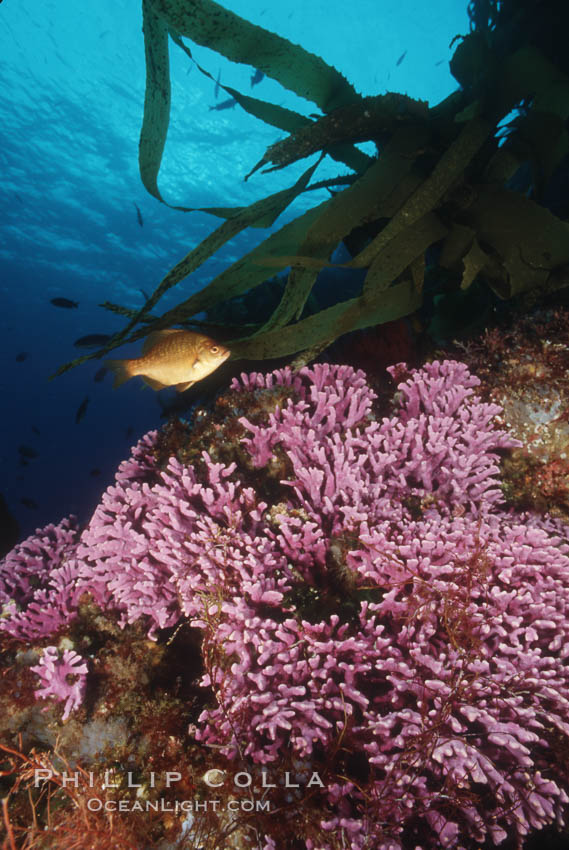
31,646 -> 88,722
0,516 -> 81,640
1,361 -> 569,848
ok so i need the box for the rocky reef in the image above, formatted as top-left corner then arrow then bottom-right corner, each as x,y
2,360 -> 569,849
454,308 -> 569,521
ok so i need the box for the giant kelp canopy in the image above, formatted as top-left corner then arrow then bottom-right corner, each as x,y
55,0 -> 569,375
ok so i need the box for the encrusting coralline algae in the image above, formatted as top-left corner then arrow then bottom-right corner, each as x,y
2,360 -> 569,849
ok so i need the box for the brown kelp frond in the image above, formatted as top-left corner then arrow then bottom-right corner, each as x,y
246,92 -> 428,179
53,0 -> 569,379
140,0 -> 361,206
50,158 -> 325,378
151,0 -> 359,111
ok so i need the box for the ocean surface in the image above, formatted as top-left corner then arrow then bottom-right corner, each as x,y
0,0 -> 468,542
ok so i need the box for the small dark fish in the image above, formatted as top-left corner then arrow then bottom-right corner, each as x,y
32,426 -> 41,435
396,50 -> 407,67
75,396 -> 89,424
94,366 -> 108,383
74,334 -> 112,348
214,69 -> 221,99
18,445 -> 38,459
133,202 -> 144,227
21,497 -> 39,510
435,59 -> 444,66
250,68 -> 264,87
51,297 -> 79,309
16,352 -> 28,362
90,468 -> 101,477
209,97 -> 237,111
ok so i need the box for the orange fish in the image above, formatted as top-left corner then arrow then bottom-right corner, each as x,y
105,329 -> 230,392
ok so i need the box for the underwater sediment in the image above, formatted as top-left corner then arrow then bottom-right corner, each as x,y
2,360 -> 569,849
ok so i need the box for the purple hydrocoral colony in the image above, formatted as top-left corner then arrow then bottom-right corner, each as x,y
1,361 -> 569,849
31,646 -> 88,722
0,516 -> 81,640
0,432 -> 160,641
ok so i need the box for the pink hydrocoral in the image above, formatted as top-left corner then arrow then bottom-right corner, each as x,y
0,516 -> 81,640
0,432 -> 160,641
77,444 -> 290,636
194,362 -> 569,847
195,517 -> 569,847
1,361 -> 569,849
237,360 -> 514,525
31,646 -> 88,721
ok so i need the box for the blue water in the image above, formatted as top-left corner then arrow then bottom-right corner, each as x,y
0,0 -> 469,540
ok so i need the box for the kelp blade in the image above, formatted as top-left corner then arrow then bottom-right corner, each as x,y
150,0 -> 359,112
